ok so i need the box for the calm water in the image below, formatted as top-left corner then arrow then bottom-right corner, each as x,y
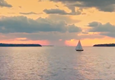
0,46 -> 115,80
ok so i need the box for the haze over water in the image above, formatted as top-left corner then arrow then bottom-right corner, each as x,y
0,46 -> 115,80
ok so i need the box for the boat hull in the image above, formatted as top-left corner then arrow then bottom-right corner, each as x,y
76,50 -> 83,51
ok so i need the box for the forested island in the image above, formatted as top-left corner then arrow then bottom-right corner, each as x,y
93,43 -> 115,47
0,43 -> 42,47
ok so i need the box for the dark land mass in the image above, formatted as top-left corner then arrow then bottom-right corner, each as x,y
93,43 -> 115,47
0,43 -> 42,47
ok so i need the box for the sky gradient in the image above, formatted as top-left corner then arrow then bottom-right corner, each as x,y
0,0 -> 115,46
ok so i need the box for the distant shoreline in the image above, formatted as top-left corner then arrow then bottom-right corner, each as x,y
0,43 -> 42,47
93,43 -> 115,47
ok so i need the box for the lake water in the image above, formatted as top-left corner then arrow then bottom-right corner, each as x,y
0,46 -> 115,80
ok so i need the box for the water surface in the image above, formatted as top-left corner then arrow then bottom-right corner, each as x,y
0,46 -> 115,80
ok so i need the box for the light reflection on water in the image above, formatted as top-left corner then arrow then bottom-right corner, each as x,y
0,47 -> 115,80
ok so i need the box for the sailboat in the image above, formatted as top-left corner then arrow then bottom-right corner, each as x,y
75,40 -> 83,51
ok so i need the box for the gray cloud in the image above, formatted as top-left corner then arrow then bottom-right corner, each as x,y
44,9 -> 82,15
88,22 -> 101,27
44,9 -> 68,15
89,22 -> 115,32
101,32 -> 115,38
20,12 -> 38,15
88,22 -> 115,37
0,16 -> 81,33
50,0 -> 115,12
0,0 -> 12,7
0,16 -> 82,45
11,32 -> 78,41
68,24 -> 81,32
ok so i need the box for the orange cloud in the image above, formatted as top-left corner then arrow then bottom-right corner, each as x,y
0,39 -> 49,45
15,38 -> 27,41
65,36 -> 115,46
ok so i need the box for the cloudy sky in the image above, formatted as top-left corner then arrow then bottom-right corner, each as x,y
0,0 -> 115,46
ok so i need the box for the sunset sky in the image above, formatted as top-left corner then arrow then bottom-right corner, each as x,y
0,0 -> 115,46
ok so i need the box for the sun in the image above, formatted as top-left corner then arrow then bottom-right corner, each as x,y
70,39 -> 74,42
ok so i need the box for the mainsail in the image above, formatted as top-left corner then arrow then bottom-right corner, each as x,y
75,40 -> 83,51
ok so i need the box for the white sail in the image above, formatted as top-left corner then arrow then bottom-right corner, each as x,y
75,40 -> 83,51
